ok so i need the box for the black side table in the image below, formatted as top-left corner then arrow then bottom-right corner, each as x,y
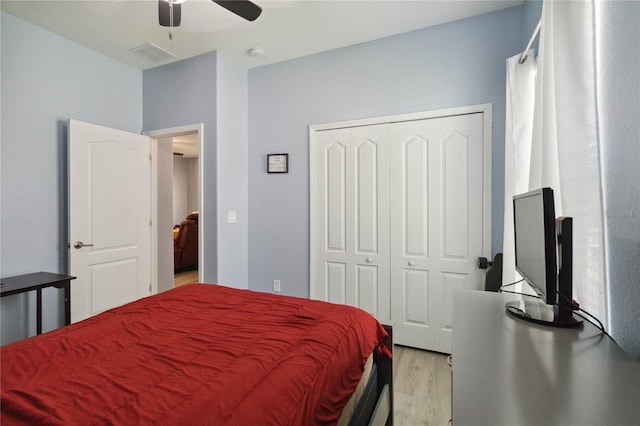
0,272 -> 76,335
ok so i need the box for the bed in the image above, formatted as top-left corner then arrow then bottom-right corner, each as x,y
1,284 -> 393,425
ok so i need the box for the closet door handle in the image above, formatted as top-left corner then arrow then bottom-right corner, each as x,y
365,257 -> 373,263
478,257 -> 494,269
408,261 -> 415,267
73,241 -> 94,249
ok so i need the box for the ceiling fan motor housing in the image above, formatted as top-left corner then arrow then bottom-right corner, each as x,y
159,0 -> 182,27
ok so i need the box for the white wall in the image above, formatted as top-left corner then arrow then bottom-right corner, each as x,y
157,138 -> 175,293
173,157 -> 189,224
172,156 -> 198,225
187,159 -> 198,215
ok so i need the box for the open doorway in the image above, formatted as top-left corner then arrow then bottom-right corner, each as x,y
145,124 -> 204,294
172,135 -> 199,287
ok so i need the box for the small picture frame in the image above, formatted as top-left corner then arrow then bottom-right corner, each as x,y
267,153 -> 289,173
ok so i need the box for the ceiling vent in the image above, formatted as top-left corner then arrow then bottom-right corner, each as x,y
129,42 -> 176,63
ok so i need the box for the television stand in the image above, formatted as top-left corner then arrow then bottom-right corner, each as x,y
505,299 -> 583,328
453,290 -> 640,425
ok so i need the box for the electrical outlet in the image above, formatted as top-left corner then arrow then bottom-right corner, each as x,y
273,279 -> 281,292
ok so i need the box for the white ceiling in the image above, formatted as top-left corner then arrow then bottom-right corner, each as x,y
1,0 -> 522,70
173,134 -> 198,158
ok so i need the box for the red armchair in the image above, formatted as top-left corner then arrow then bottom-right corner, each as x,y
174,212 -> 198,272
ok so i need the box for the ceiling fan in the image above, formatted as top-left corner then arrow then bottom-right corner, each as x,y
159,0 -> 262,38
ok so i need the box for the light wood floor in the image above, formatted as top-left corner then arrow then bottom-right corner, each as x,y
174,269 -> 199,288
393,346 -> 452,426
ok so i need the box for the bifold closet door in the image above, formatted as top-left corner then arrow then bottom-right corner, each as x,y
389,113 -> 485,353
313,126 -> 391,323
311,110 -> 488,352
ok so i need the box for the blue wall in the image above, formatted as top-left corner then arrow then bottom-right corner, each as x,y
523,0 -> 542,51
215,53 -> 249,288
0,12 -> 143,344
142,52 -> 219,284
598,0 -> 640,361
143,52 -> 250,289
247,7 -> 524,298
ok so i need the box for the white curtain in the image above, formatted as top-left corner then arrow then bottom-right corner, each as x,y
502,50 -> 537,286
503,0 -> 607,323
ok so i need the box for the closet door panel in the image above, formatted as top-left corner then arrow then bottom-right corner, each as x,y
326,142 -> 347,252
432,113 -> 485,354
442,131 -> 469,259
355,139 -> 379,254
403,269 -> 430,326
404,136 -> 430,258
390,119 -> 437,349
313,126 -> 390,322
312,107 -> 490,353
435,272 -> 466,352
326,262 -> 347,304
390,113 -> 486,352
350,126 -> 390,321
315,129 -> 350,301
356,265 -> 379,317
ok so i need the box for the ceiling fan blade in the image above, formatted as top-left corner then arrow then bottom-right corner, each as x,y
213,0 -> 262,22
159,0 -> 182,27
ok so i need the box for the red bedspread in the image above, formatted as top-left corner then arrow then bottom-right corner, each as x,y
1,284 -> 389,425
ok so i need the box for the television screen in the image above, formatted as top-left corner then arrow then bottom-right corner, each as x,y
507,187 -> 581,327
513,187 -> 557,305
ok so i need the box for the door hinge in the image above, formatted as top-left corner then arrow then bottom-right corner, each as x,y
149,153 -> 152,161
149,218 -> 152,226
149,284 -> 152,293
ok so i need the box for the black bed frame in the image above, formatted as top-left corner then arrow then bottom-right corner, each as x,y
349,324 -> 393,426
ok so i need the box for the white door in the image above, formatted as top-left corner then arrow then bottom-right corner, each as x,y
389,113 -> 485,352
69,119 -> 151,323
311,107 -> 490,353
313,126 -> 391,322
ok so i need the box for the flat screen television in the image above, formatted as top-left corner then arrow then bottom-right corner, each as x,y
505,187 -> 582,327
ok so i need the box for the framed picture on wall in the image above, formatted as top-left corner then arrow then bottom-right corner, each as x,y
267,153 -> 289,173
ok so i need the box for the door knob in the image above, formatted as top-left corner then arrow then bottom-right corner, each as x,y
478,257 -> 494,269
408,260 -> 415,266
73,241 -> 94,249
365,257 -> 373,263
